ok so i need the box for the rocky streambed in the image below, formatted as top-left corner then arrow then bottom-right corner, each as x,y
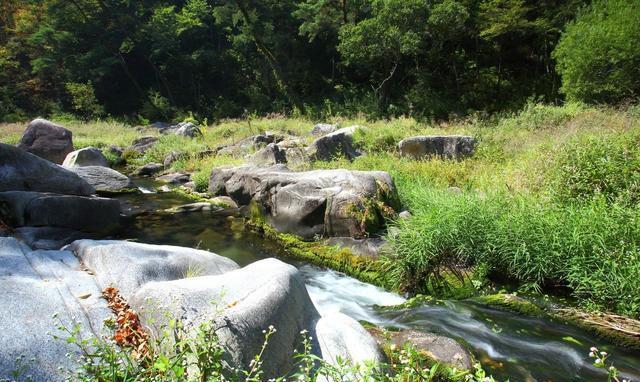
1,119 -> 640,381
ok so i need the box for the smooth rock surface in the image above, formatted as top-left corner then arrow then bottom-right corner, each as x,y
0,191 -> 120,233
68,166 -> 135,194
316,312 -> 386,366
174,122 -> 202,137
17,118 -> 74,164
307,126 -> 360,161
62,146 -> 109,167
209,165 -> 399,239
0,143 -> 95,196
67,239 -> 240,299
217,133 -> 277,156
398,135 -> 476,160
0,237 -> 110,382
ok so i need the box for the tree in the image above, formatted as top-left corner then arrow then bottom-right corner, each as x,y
553,0 -> 640,103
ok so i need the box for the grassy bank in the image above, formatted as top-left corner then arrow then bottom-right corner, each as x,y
2,103 -> 639,318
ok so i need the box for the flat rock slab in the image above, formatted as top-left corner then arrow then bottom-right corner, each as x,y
17,118 -> 74,164
67,239 -> 240,299
0,191 -> 120,233
68,166 -> 136,194
209,165 -> 399,239
398,135 -> 476,160
0,237 -> 111,382
0,143 -> 95,196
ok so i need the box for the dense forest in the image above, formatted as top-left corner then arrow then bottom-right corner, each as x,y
1,0 -> 638,122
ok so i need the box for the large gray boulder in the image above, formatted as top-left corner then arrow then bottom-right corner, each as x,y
0,191 -> 120,233
128,258 -> 383,380
398,135 -> 476,160
17,118 -> 74,164
0,237 -> 111,382
133,162 -> 164,177
67,166 -> 136,194
0,143 -> 95,196
67,239 -> 240,299
209,165 -> 399,239
62,146 -> 109,167
307,126 -> 360,161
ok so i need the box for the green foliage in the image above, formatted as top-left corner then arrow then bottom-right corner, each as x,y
56,315 -> 500,382
551,129 -> 640,205
65,81 -> 104,120
553,0 -> 640,103
385,187 -> 640,317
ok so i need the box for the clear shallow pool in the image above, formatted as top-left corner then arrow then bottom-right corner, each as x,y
115,189 -> 640,382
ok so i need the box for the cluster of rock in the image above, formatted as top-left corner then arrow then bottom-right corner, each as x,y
209,165 -> 400,240
0,237 -> 384,382
0,119 -> 129,249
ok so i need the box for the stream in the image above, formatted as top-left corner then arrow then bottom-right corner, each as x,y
115,185 -> 640,382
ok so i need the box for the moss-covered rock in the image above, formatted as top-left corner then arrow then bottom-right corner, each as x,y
473,294 -> 546,317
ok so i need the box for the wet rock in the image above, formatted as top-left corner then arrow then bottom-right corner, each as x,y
128,136 -> 158,155
133,162 -> 164,177
17,118 -> 74,164
311,123 -> 338,136
325,237 -> 389,259
67,166 -> 136,194
398,136 -> 476,160
156,172 -> 190,185
0,143 -> 95,196
67,239 -> 240,299
248,143 -> 287,165
163,150 -> 186,168
209,165 -> 399,239
307,126 -> 360,161
0,191 -> 120,233
387,330 -> 473,370
62,146 -> 109,167
0,237 -> 111,382
128,258 -> 382,379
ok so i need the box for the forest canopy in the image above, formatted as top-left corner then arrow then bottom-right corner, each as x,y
0,0 -> 638,122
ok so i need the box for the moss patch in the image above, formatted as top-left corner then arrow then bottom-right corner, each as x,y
473,294 -> 546,317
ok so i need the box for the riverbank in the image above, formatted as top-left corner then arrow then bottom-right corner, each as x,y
4,103 -> 638,319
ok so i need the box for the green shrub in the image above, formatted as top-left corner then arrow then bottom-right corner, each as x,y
553,0 -> 640,103
65,81 -> 104,120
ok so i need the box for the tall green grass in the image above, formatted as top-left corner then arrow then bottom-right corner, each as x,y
384,122 -> 640,317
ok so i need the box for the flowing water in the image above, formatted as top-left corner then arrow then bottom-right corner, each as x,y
115,186 -> 640,382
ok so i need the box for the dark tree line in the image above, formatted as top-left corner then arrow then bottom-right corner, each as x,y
0,0 -> 637,122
